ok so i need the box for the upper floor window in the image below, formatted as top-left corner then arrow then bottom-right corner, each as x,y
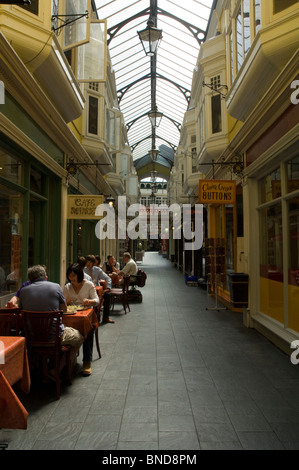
20,0 -> 38,15
105,109 -> 121,150
88,96 -> 98,135
236,0 -> 251,73
56,0 -> 91,50
211,94 -> 222,134
254,1 -> 261,34
273,0 -> 297,14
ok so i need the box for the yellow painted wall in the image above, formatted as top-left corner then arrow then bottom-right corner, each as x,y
68,116 -> 83,142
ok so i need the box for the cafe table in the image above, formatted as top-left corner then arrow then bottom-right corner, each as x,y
0,336 -> 30,429
62,307 -> 98,339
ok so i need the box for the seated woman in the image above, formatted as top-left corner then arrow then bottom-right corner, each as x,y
63,263 -> 99,377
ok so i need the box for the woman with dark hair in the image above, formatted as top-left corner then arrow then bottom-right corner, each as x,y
63,263 -> 99,376
64,263 -> 98,307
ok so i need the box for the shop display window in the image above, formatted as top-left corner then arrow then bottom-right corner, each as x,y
260,167 -> 281,203
0,186 -> 23,298
0,153 -> 23,186
287,155 -> 299,193
260,204 -> 283,280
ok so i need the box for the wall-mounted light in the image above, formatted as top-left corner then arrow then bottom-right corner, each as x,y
138,17 -> 162,56
66,161 -> 78,176
232,162 -> 243,175
105,195 -> 115,207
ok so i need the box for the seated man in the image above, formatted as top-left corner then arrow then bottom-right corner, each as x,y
6,264 -> 47,307
117,252 -> 138,284
103,255 -> 120,286
19,264 -> 83,353
84,254 -> 114,324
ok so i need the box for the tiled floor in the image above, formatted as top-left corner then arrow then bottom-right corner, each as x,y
1,251 -> 299,450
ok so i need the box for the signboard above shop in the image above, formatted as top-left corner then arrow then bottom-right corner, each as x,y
198,180 -> 236,205
67,195 -> 104,219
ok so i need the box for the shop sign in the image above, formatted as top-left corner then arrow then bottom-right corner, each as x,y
198,180 -> 236,204
67,195 -> 104,219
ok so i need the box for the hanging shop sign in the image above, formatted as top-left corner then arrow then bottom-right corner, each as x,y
198,180 -> 236,204
67,195 -> 104,219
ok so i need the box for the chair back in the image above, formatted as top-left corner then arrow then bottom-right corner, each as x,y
0,308 -> 21,336
100,279 -> 107,290
21,310 -> 63,352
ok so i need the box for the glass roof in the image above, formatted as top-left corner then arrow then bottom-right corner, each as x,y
95,0 -> 214,176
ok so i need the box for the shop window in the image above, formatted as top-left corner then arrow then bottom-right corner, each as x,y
236,192 -> 244,237
259,202 -> 284,320
0,154 -> 23,186
289,199 -> 299,275
260,167 -> 281,203
288,196 -> 299,329
30,168 -> 43,195
225,205 -> 234,270
287,154 -> 299,305
273,0 -> 297,14
0,186 -> 23,297
287,155 -> 299,193
260,204 -> 283,274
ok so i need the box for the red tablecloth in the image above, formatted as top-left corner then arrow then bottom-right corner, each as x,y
0,336 -> 30,429
62,308 -> 98,339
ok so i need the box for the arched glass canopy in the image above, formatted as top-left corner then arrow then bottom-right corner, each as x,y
95,0 -> 214,179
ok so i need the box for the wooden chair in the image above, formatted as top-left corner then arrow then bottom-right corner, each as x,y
110,275 -> 131,314
0,308 -> 21,336
21,310 -> 72,400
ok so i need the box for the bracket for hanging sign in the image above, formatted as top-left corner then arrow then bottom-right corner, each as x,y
202,81 -> 228,98
52,11 -> 89,33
